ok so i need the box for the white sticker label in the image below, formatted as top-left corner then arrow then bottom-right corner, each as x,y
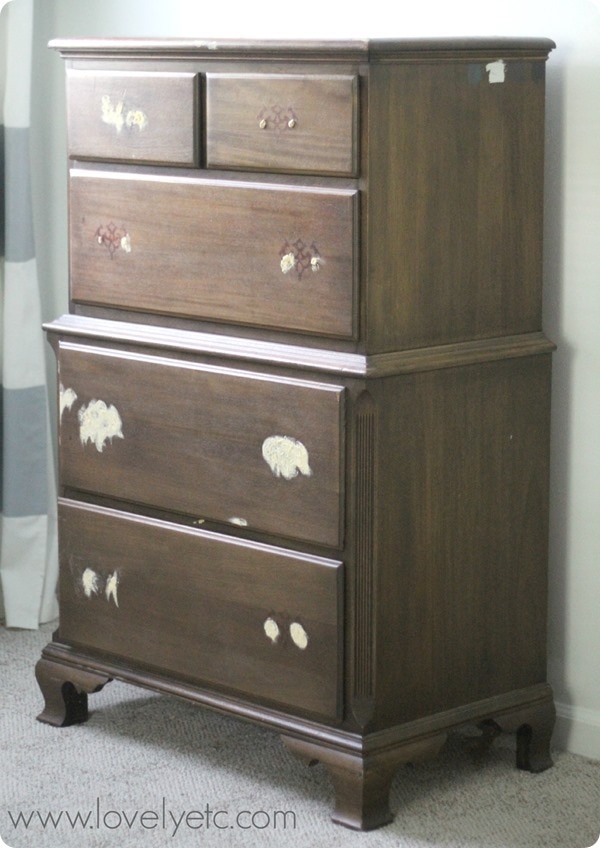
262,436 -> 312,481
486,60 -> 506,84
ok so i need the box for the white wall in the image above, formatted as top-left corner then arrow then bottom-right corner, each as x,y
29,0 -> 600,759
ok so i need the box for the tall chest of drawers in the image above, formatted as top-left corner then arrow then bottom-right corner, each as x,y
37,37 -> 556,830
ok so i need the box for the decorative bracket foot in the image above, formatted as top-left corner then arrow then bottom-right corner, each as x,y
35,657 -> 112,727
281,732 -> 446,830
477,690 -> 555,774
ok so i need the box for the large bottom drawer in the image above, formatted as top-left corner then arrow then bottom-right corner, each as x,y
58,500 -> 343,721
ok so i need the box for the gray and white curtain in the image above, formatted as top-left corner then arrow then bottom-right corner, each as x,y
1,0 -> 58,628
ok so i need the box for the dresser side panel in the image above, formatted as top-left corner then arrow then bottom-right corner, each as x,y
365,58 -> 547,352
370,355 -> 552,726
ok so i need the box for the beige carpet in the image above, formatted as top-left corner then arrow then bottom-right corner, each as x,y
1,623 -> 598,848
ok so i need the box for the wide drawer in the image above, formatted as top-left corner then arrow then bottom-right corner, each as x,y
58,500 -> 343,720
70,169 -> 357,339
58,340 -> 344,547
65,69 -> 199,165
205,73 -> 358,176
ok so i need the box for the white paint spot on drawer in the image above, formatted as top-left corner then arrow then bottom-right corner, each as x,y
262,435 -> 312,481
290,622 -> 308,650
105,572 -> 119,607
59,385 -> 78,420
101,95 -> 148,133
229,517 -> 248,527
81,567 -> 99,598
486,60 -> 506,83
263,617 -> 280,644
78,399 -> 124,453
280,252 -> 296,274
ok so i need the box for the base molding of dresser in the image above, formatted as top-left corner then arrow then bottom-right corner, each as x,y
35,640 -> 555,830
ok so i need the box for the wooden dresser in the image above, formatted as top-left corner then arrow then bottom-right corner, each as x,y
37,37 -> 556,830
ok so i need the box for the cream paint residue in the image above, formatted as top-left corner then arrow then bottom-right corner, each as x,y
280,253 -> 296,274
262,435 -> 312,480
263,617 -> 280,644
81,568 -> 99,598
290,622 -> 308,650
101,95 -> 125,132
101,95 -> 148,133
229,517 -> 248,527
105,572 -> 119,607
78,399 -> 124,453
59,385 -> 78,420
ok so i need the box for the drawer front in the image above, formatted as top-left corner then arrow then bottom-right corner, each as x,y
70,170 -> 357,338
58,341 -> 344,547
206,73 -> 358,176
66,70 -> 199,165
59,500 -> 343,720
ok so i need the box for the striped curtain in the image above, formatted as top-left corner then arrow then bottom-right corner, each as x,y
1,0 -> 58,628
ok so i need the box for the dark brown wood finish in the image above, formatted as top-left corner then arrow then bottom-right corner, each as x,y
65,69 -> 199,165
69,169 -> 357,338
368,354 -> 553,727
40,37 -> 556,831
205,73 -> 358,175
365,57 -> 548,351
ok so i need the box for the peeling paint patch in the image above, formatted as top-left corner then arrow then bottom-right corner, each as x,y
101,95 -> 148,133
81,568 -> 99,598
125,109 -> 148,131
262,435 -> 312,480
486,60 -> 506,83
263,617 -> 280,644
59,385 -> 78,420
105,572 -> 119,607
101,95 -> 126,132
280,252 -> 296,274
78,399 -> 124,453
120,233 -> 132,253
290,622 -> 308,650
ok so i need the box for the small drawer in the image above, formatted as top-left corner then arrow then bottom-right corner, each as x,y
65,69 -> 199,165
70,169 -> 357,339
58,500 -> 343,720
205,73 -> 358,176
58,340 -> 344,547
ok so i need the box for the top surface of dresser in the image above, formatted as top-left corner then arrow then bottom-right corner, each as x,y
54,37 -> 554,355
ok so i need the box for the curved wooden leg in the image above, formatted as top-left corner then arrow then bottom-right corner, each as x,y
282,732 -> 446,830
35,657 -> 112,727
478,692 -> 555,773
